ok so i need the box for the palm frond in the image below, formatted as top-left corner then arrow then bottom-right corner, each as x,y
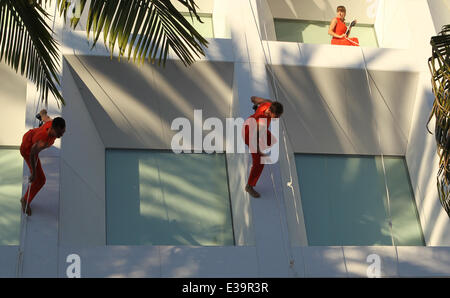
0,0 -> 208,107
0,0 -> 63,106
59,0 -> 209,66
428,24 -> 450,217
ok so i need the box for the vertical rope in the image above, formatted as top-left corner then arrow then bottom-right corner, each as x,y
17,182 -> 31,277
359,47 -> 396,247
262,22 -> 299,276
248,0 -> 411,276
248,0 -> 299,276
17,2 -> 58,276
242,30 -> 262,277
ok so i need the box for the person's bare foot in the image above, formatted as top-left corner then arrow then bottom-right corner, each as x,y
20,198 -> 32,216
245,184 -> 260,198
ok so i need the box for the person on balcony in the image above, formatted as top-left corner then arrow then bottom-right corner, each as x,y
329,5 -> 359,46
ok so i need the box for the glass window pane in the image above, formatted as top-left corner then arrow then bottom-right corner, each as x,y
106,150 -> 234,246
182,13 -> 214,38
381,157 -> 425,246
274,19 -> 378,47
295,154 -> 424,246
348,24 -> 379,48
0,148 -> 22,245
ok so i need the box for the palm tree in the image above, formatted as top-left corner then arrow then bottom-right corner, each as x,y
0,0 -> 208,106
428,24 -> 450,217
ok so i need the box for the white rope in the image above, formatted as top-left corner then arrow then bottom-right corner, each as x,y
260,26 -> 344,276
341,33 -> 398,248
345,36 -> 360,46
267,164 -> 298,276
338,3 -> 398,254
262,27 -> 359,152
16,0 -> 58,274
359,48 -> 409,141
16,181 -> 31,277
17,2 -> 63,278
345,27 -> 406,249
248,2 -> 412,276
359,46 -> 396,247
262,22 -> 304,276
324,24 -> 401,250
247,0 -> 303,277
240,31 -> 263,276
17,47 -> 45,278
17,65 -> 43,277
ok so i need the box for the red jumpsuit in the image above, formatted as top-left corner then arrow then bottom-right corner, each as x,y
20,121 -> 56,203
243,102 -> 274,187
331,17 -> 359,46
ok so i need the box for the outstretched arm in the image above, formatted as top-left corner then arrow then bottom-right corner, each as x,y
251,96 -> 272,105
39,109 -> 52,123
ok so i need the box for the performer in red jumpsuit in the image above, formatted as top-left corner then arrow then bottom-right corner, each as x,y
20,109 -> 66,215
243,96 -> 283,198
329,5 -> 359,46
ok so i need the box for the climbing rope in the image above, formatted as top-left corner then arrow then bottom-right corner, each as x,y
16,2 -> 58,278
358,45 -> 398,252
16,82 -> 44,278
247,0 -> 304,277
247,1 -> 410,276
16,182 -> 31,277
344,27 -> 407,250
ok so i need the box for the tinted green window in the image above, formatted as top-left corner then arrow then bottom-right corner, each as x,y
274,19 -> 378,47
106,150 -> 234,246
295,154 -> 424,246
182,13 -> 214,38
0,148 -> 22,245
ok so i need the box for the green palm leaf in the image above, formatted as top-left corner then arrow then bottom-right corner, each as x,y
0,0 -> 64,106
1,0 -> 209,106
59,0 -> 209,66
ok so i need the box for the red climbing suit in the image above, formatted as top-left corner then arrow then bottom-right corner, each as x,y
20,121 -> 56,203
331,17 -> 360,46
243,102 -> 275,187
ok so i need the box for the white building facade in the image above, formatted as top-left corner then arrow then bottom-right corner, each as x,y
0,0 -> 450,277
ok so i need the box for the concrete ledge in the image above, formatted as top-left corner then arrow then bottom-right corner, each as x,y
58,246 -> 259,278
160,246 -> 258,278
259,41 -> 426,72
397,246 -> 450,277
